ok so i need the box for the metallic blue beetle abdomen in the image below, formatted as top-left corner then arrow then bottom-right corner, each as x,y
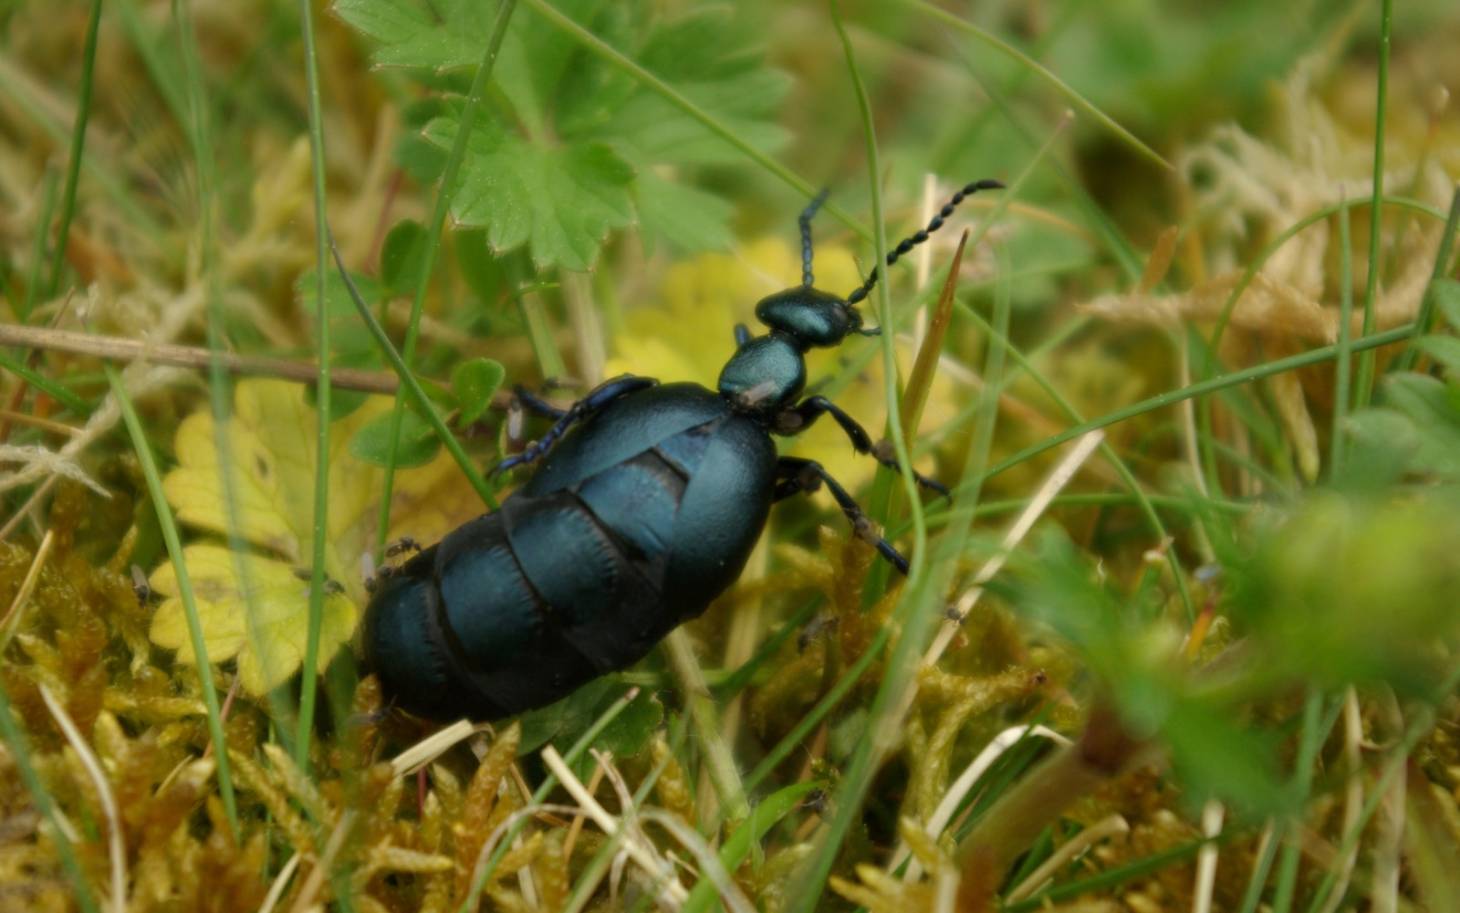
363,383 -> 777,721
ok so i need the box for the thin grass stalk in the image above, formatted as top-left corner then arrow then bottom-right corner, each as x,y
971,323 -> 1416,493
1353,0 -> 1392,410
0,351 -> 87,414
1008,836 -> 1219,911
1304,657 -> 1460,913
374,0 -> 519,557
106,365 -> 239,838
1394,185 -> 1460,371
1271,691 -> 1326,913
1237,822 -> 1282,913
172,0 -> 300,770
45,0 -> 102,299
0,59 -> 160,237
293,0 -> 334,771
333,243 -> 497,507
782,10 -> 942,906
662,629 -> 748,823
1207,196 -> 1444,351
0,681 -> 99,913
457,687 -> 641,913
898,0 -> 1170,172
947,297 -> 1196,619
1330,200 -> 1354,478
19,169 -> 58,322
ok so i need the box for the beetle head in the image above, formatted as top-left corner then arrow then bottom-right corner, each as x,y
753,286 -> 872,349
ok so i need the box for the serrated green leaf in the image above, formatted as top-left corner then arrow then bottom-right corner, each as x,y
1433,278 -> 1460,332
634,169 -> 733,254
349,408 -> 440,467
1416,334 -> 1460,376
381,219 -> 429,296
425,117 -> 634,270
340,0 -> 785,269
451,358 -> 505,424
333,0 -> 495,70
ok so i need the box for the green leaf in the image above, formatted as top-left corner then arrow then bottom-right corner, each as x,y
1163,699 -> 1291,817
451,358 -> 505,424
333,0 -> 495,70
380,219 -> 429,296
339,0 -> 785,270
634,169 -> 733,254
424,117 -> 634,270
1433,278 -> 1460,332
349,408 -> 440,467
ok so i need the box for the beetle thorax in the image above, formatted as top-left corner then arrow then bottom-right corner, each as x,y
718,333 -> 807,414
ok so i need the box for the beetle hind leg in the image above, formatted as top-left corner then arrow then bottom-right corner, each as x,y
774,456 -> 909,575
493,374 -> 658,475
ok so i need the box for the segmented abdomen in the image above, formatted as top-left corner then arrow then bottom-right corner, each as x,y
364,449 -> 691,721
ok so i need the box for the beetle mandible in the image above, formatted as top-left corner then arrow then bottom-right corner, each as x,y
363,180 -> 1003,721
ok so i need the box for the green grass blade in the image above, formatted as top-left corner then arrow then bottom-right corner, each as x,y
374,0 -> 518,559
897,0 -> 1172,173
1329,202 -> 1354,477
0,681 -> 100,913
682,780 -> 824,913
1352,0 -> 1392,411
1394,185 -> 1460,372
107,365 -> 239,840
457,688 -> 640,913
332,243 -> 498,509
45,0 -> 103,299
1207,196 -> 1444,352
19,170 -> 58,323
293,0 -> 334,771
0,351 -> 89,414
970,324 -> 1416,492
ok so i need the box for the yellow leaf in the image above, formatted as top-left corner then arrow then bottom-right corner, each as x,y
606,238 -> 961,490
149,544 -> 357,694
150,379 -> 484,694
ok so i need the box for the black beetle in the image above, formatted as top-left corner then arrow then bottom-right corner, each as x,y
363,181 -> 1002,721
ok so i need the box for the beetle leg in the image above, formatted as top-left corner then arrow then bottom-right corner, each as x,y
493,375 -> 659,475
775,396 -> 949,497
774,456 -> 910,574
514,385 -> 570,420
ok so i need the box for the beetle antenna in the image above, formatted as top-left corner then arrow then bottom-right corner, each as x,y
798,188 -> 830,287
845,178 -> 1003,305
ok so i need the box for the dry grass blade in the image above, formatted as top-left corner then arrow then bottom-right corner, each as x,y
901,229 -> 969,440
38,683 -> 126,913
541,745 -> 689,907
1005,814 -> 1130,903
0,528 -> 54,651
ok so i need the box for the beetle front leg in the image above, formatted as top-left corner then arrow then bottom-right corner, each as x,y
493,375 -> 658,475
774,396 -> 949,497
774,456 -> 910,575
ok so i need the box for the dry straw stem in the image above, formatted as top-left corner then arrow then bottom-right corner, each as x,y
38,683 -> 126,913
921,429 -> 1105,670
0,527 -> 54,652
0,323 -> 411,396
893,723 -> 1072,882
955,704 -> 1147,913
540,745 -> 689,906
1005,813 -> 1130,903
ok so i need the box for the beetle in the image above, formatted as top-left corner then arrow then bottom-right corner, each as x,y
362,180 -> 1002,722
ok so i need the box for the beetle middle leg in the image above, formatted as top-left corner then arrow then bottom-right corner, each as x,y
493,374 -> 658,475
774,396 -> 949,496
774,456 -> 910,574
